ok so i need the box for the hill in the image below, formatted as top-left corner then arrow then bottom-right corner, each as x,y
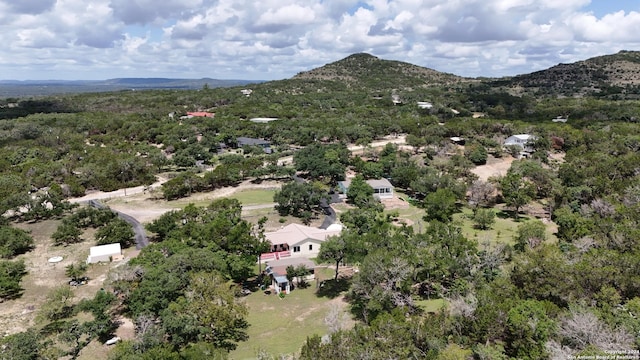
494,50 -> 640,98
293,53 -> 470,90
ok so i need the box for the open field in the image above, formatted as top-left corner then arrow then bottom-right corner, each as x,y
0,220 -> 137,337
415,298 -> 447,313
230,286 -> 353,360
228,189 -> 277,206
454,206 -> 558,247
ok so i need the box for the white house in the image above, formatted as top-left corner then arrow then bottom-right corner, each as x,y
504,134 -> 536,149
249,117 -> 279,123
261,223 -> 342,260
417,101 -> 433,109
338,178 -> 394,200
504,134 -> 537,158
87,243 -> 122,263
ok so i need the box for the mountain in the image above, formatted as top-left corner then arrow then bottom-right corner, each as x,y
494,50 -> 640,98
293,53 -> 469,90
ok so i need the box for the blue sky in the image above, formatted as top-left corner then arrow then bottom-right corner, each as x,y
1,0 -> 640,80
588,0 -> 640,17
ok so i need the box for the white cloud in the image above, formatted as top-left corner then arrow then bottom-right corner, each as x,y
255,4 -> 316,29
1,0 -> 640,80
568,11 -> 640,42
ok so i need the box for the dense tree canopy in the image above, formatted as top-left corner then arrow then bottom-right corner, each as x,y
294,143 -> 350,184
274,181 -> 329,219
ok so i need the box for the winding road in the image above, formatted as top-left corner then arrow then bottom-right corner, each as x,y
88,200 -> 149,250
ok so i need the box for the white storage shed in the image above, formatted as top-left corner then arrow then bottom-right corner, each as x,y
87,243 -> 122,263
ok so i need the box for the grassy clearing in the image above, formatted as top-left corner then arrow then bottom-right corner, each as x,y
228,189 -> 277,205
415,298 -> 447,313
230,287 -> 351,360
454,206 -> 558,247
454,208 -> 519,246
387,205 -> 426,232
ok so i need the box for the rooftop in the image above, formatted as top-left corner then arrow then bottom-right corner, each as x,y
265,223 -> 341,246
339,178 -> 393,189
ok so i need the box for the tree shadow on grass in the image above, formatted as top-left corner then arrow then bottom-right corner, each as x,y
497,209 -> 522,220
315,278 -> 350,299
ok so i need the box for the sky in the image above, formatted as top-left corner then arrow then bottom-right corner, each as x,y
1,0 -> 640,81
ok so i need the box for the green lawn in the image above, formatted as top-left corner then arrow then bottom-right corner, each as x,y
454,208 -> 519,246
415,298 -> 447,313
386,205 -> 426,232
229,189 -> 277,205
230,286 -> 350,360
453,207 -> 558,247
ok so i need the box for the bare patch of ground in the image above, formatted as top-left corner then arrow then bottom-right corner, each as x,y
471,155 -> 516,181
381,195 -> 410,210
115,316 -> 135,341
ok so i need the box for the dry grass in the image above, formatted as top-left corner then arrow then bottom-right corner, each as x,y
230,287 -> 353,360
0,219 -> 136,337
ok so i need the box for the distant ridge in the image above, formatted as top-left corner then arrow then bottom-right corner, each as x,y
0,78 -> 262,97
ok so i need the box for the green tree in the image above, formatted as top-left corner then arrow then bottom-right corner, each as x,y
423,188 -> 458,222
37,285 -> 75,322
413,221 -> 478,292
162,272 -> 248,351
317,235 -> 347,281
510,245 -> 574,307
294,143 -> 349,184
346,175 -> 375,208
473,208 -> 496,230
350,251 -> 415,322
515,220 -> 547,251
465,143 -> 488,165
0,226 -> 34,258
0,259 -> 27,300
505,299 -> 556,359
286,264 -> 310,288
69,206 -> 116,229
146,210 -> 182,239
95,218 -> 135,247
274,181 -> 329,217
389,159 -> 419,189
204,163 -> 242,188
161,172 -> 204,200
0,330 -> 43,360
65,262 -> 88,283
360,161 -> 384,179
500,172 -> 535,218
51,219 -> 83,246
0,174 -> 29,215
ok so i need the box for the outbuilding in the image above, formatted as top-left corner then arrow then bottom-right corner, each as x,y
87,243 -> 122,263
